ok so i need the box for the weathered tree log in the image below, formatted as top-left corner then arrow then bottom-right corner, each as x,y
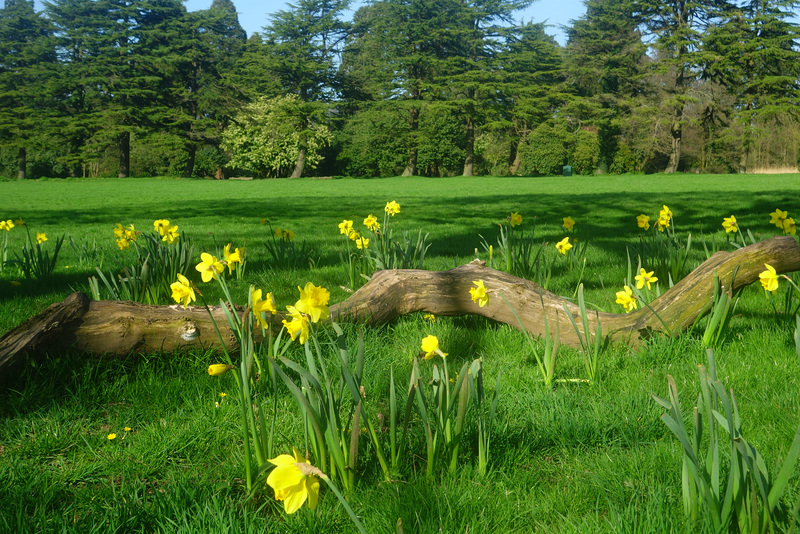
2,236 -> 799,379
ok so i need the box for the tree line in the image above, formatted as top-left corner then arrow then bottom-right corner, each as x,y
1,0 -> 799,179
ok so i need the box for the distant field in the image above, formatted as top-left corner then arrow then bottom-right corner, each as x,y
1,174 -> 800,533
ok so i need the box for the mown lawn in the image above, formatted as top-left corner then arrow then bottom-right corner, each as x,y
1,174 -> 800,533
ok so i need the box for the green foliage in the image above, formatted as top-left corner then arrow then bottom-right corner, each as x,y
572,129 -> 600,175
12,227 -> 64,280
518,122 -> 573,175
338,103 -> 409,177
222,95 -> 333,178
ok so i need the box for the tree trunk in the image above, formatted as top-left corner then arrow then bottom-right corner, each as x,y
664,113 -> 682,174
290,143 -> 306,178
118,131 -> 130,178
183,144 -> 196,178
463,116 -> 474,177
2,236 -> 799,379
509,137 -> 524,175
17,146 -> 26,179
402,107 -> 419,176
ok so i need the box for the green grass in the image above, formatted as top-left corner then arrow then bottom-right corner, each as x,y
2,174 -> 800,533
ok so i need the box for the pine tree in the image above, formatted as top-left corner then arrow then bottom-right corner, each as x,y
0,0 -> 55,178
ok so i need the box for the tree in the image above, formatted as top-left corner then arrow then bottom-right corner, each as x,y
564,0 -> 647,169
172,0 -> 247,177
498,22 -> 569,174
703,0 -> 800,172
46,0 -> 187,177
0,0 -> 55,178
257,0 -> 350,177
633,0 -> 732,173
221,94 -> 333,178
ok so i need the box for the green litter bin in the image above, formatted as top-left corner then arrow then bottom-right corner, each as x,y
563,165 -> 572,177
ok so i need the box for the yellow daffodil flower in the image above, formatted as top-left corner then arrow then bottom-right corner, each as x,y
266,448 -> 321,514
295,282 -> 330,323
162,225 -> 179,244
355,236 -> 369,249
349,230 -> 360,241
284,229 -> 295,241
14,218 -> 24,226
759,264 -> 779,292
153,219 -> 170,236
634,268 -> 658,290
562,216 -> 575,231
556,236 -> 572,255
123,427 -> 132,432
338,219 -> 354,236
170,274 -> 196,308
113,223 -> 126,239
282,306 -> 310,344
423,314 -> 436,322
770,209 -> 788,228
107,433 -> 117,440
251,287 -> 277,329
385,200 -> 401,216
208,364 -> 233,376
722,215 -> 738,233
421,335 -> 447,360
636,214 -> 651,231
364,214 -> 380,231
615,285 -> 638,313
509,212 -> 522,227
469,279 -> 489,307
196,252 -> 225,282
0,219 -> 13,231
223,243 -> 242,274
36,232 -> 47,244
657,205 -> 672,232
783,218 -> 797,236
116,238 -> 130,250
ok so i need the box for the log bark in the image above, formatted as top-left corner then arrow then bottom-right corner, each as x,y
2,236 -> 799,379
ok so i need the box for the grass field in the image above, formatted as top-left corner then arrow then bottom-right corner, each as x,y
2,174 -> 800,533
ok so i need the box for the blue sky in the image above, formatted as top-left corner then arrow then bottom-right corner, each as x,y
185,0 -> 588,45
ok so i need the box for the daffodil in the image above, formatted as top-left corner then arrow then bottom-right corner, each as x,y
783,218 -> 797,236
196,252 -> 224,282
364,214 -> 380,231
266,448 -> 321,514
338,219 -> 354,236
283,229 -> 295,241
355,236 -> 369,249
469,279 -> 489,307
107,433 -> 117,440
170,274 -> 196,308
14,218 -> 24,226
636,214 -> 651,231
162,225 -> 179,244
114,223 -> 126,239
0,219 -> 13,231
759,263 -> 779,292
251,287 -> 277,329
116,237 -> 131,250
421,335 -> 447,360
349,230 -> 360,241
283,306 -> 310,344
562,216 -> 575,231
634,268 -> 658,290
385,200 -> 401,216
657,205 -> 672,232
36,232 -> 47,244
423,314 -> 436,322
208,363 -> 233,376
722,215 -> 738,233
509,212 -> 522,227
556,236 -> 572,255
615,285 -> 638,313
295,282 -> 330,323
123,426 -> 132,432
223,243 -> 242,274
153,219 -> 170,236
769,209 -> 788,228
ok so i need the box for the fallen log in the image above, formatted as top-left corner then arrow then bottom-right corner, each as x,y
2,236 -> 799,378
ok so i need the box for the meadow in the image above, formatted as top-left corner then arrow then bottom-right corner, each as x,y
1,173 -> 800,533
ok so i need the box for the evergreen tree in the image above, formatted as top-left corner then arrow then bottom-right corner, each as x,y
0,0 -> 55,178
257,0 -> 350,177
